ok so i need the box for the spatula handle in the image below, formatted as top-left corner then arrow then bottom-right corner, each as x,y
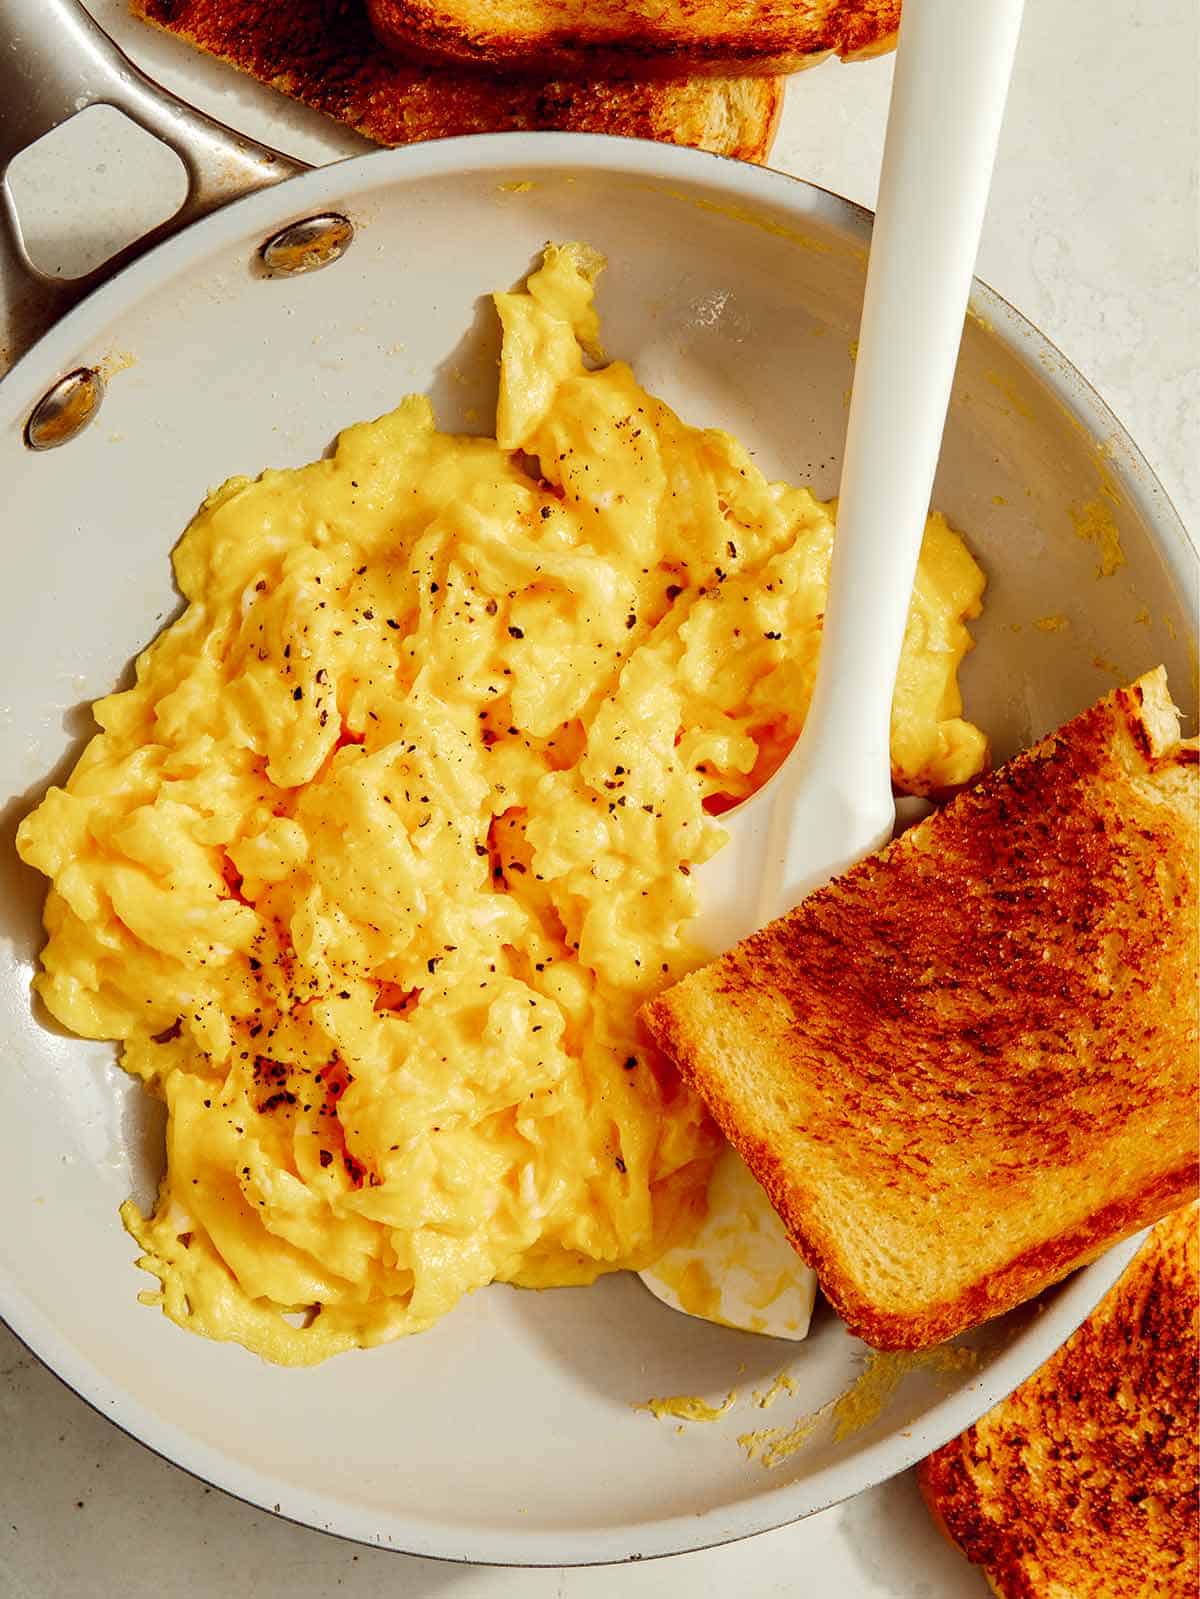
798,0 -> 1025,792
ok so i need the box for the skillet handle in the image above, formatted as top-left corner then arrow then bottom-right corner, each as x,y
0,0 -> 310,364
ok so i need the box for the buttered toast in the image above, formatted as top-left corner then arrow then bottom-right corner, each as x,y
367,0 -> 900,77
642,670 -> 1200,1350
131,0 -> 783,161
919,1202 -> 1199,1598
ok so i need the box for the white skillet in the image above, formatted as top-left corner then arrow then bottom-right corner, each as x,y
0,0 -> 1195,1566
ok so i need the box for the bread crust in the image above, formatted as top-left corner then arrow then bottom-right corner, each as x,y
366,0 -> 899,78
131,0 -> 783,162
642,671 -> 1200,1350
917,1202 -> 1199,1598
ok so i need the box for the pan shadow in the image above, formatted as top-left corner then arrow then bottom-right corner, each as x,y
0,626 -> 159,985
425,247 -> 566,438
0,704 -> 101,989
1,648 -> 176,1208
499,1267 -> 813,1411
426,292 -> 504,437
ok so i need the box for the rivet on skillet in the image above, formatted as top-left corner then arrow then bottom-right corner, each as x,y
259,214 -> 355,277
24,367 -> 105,451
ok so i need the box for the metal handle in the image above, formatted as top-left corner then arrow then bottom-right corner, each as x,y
0,0 -> 310,364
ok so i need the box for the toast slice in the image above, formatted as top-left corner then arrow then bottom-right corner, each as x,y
642,669 -> 1200,1350
918,1201 -> 1199,1598
131,0 -> 783,162
367,0 -> 899,77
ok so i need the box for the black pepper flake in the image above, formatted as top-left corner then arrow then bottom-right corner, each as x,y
293,686 -> 303,701
614,1156 -> 627,1174
539,506 -> 551,521
386,618 -> 400,629
764,630 -> 782,640
430,582 -> 440,593
258,1089 -> 297,1114
625,613 -> 636,630
319,1150 -> 333,1167
666,584 -> 683,601
508,625 -> 524,639
623,1056 -> 637,1071
426,956 -> 441,974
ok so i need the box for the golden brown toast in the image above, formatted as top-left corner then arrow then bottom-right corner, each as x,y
131,0 -> 783,162
367,0 -> 899,77
642,669 -> 1200,1350
919,1201 -> 1199,1599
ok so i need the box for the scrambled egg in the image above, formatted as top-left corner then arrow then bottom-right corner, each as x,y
17,244 -> 987,1364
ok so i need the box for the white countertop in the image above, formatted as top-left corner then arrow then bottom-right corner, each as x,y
2,2 -> 1196,1594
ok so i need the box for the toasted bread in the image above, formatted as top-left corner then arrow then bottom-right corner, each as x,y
367,0 -> 899,77
642,669 -> 1200,1350
130,0 -> 783,162
918,1201 -> 1199,1599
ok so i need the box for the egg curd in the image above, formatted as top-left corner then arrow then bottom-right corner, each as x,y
17,244 -> 987,1364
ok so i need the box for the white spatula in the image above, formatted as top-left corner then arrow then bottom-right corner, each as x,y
640,0 -> 1026,1338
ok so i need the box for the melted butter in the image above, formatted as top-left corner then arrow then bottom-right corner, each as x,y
1071,494 -> 1126,576
637,1389 -> 738,1424
738,1344 -> 981,1470
832,1346 -> 978,1441
659,188 -> 835,253
751,1370 -> 797,1409
738,1410 -> 824,1468
983,368 -> 1036,421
